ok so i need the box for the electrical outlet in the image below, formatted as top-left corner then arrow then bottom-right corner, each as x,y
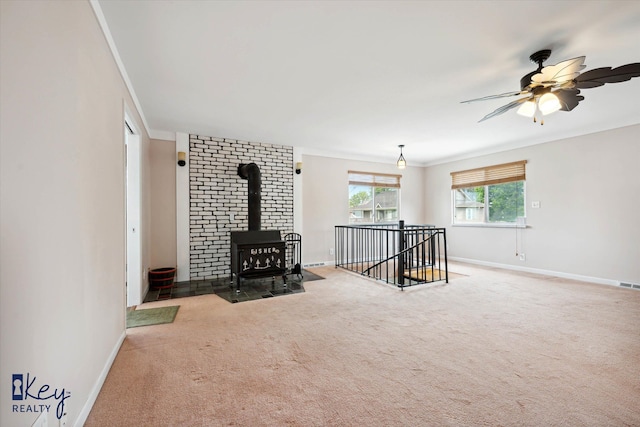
519,253 -> 526,261
329,248 -> 335,256
531,201 -> 540,208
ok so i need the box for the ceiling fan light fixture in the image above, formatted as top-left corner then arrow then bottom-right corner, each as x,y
539,92 -> 561,115
396,145 -> 406,169
462,49 -> 640,123
517,100 -> 536,117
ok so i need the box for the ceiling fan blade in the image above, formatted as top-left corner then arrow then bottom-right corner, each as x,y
531,56 -> 586,85
554,88 -> 584,111
575,63 -> 640,88
478,96 -> 531,122
461,90 -> 528,104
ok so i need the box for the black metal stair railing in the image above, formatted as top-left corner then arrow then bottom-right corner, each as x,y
334,221 -> 448,289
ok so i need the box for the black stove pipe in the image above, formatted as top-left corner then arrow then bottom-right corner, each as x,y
237,163 -> 261,231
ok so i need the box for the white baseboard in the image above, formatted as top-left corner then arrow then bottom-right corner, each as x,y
317,256 -> 624,288
74,330 -> 126,426
303,260 -> 335,268
448,256 -> 620,287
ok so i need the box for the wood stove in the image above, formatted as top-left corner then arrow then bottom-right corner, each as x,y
231,230 -> 286,291
230,163 -> 286,291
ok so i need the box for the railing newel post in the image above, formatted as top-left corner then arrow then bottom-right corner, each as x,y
398,220 -> 405,288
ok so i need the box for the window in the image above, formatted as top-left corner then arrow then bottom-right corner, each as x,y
451,161 -> 526,225
348,171 -> 401,224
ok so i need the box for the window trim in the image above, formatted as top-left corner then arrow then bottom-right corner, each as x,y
452,222 -> 528,229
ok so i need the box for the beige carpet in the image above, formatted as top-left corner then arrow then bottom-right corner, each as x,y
86,263 -> 640,426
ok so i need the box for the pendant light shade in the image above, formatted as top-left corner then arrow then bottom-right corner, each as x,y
396,145 -> 406,169
538,92 -> 561,115
516,100 -> 536,117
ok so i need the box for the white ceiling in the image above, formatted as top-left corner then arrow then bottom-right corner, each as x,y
96,0 -> 640,165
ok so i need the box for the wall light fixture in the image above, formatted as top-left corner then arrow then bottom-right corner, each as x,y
177,151 -> 186,167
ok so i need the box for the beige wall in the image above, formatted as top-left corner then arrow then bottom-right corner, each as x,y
301,155 -> 424,264
424,124 -> 640,284
0,1 -> 151,425
150,139 -> 177,269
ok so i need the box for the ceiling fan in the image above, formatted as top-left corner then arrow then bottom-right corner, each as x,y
462,49 -> 640,124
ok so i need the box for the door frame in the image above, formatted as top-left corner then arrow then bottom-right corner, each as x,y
125,114 -> 142,307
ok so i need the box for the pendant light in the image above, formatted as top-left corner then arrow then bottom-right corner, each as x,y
396,145 -> 406,169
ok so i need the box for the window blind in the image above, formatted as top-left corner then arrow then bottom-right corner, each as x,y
348,171 -> 401,188
451,160 -> 527,189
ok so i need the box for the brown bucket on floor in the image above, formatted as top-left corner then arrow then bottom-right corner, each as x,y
149,267 -> 176,290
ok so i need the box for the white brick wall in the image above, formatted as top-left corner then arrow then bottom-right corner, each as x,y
189,135 -> 294,279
